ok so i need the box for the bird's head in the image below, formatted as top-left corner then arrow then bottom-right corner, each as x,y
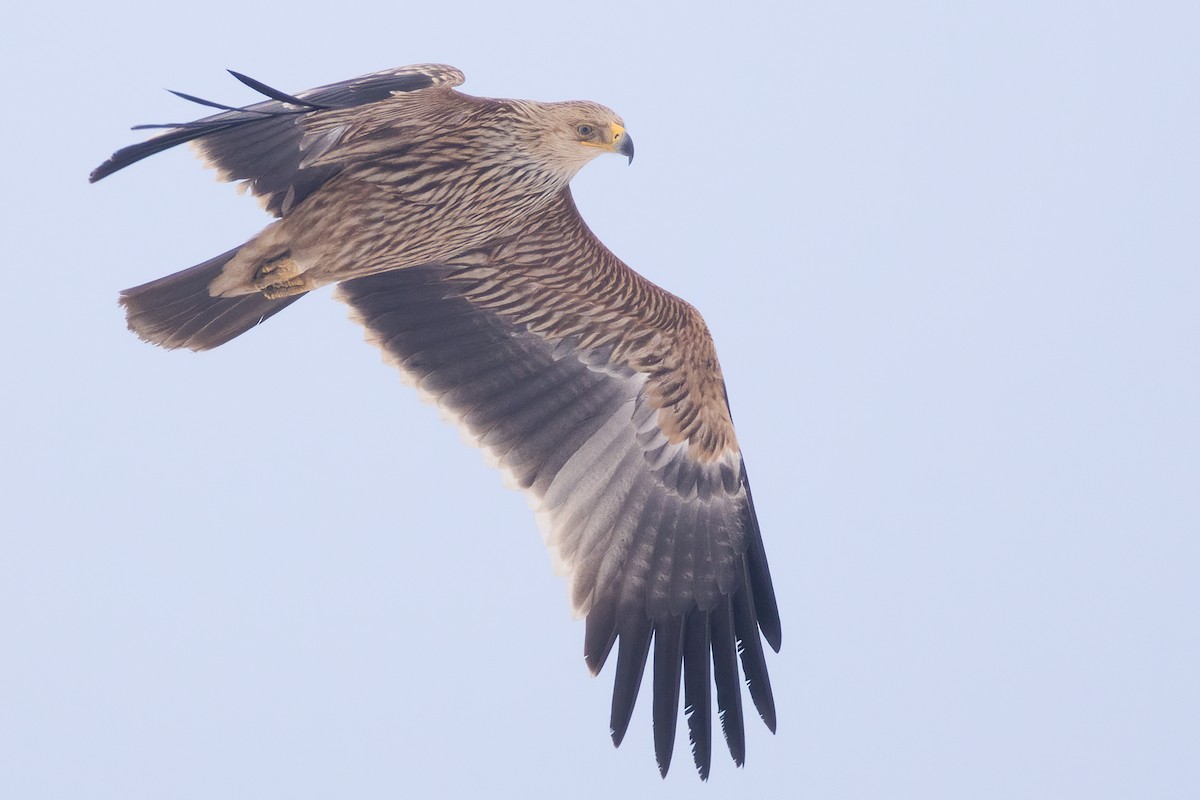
527,100 -> 635,179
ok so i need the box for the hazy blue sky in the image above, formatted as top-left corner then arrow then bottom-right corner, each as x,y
4,2 -> 1197,797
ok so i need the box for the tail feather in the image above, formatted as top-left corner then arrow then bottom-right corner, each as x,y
120,246 -> 304,351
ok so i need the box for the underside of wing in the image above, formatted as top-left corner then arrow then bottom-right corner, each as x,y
336,257 -> 780,778
89,64 -> 465,216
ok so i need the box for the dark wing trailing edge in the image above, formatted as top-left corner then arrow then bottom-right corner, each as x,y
336,257 -> 780,778
89,64 -> 465,217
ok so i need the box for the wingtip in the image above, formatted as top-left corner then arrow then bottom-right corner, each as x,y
609,725 -> 628,748
759,603 -> 782,653
750,673 -> 778,734
89,156 -> 123,183
653,729 -> 676,778
583,608 -> 618,676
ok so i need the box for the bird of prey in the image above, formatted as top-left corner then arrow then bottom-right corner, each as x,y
91,64 -> 780,779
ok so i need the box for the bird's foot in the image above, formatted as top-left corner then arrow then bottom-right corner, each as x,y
254,255 -> 313,298
260,276 -> 313,298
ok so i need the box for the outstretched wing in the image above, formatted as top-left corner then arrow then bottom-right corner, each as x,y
336,189 -> 780,778
89,64 -> 465,217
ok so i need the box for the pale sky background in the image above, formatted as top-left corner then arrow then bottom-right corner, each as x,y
3,1 -> 1197,798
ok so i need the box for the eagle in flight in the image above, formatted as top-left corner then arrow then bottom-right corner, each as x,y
91,64 -> 780,779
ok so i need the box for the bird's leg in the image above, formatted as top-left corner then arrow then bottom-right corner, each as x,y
253,253 -> 314,298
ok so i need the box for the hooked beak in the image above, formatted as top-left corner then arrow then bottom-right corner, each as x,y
612,123 -> 635,164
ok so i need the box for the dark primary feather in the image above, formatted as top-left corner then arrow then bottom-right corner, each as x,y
732,561 -> 777,734
682,611 -> 713,778
226,70 -> 333,110
710,596 -> 746,765
743,476 -> 782,651
608,615 -> 654,748
652,616 -> 685,776
165,88 -> 256,113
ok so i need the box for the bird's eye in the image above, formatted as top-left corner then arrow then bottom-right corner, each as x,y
576,125 -> 594,137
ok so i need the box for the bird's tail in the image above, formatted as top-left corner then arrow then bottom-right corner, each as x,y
120,246 -> 305,351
